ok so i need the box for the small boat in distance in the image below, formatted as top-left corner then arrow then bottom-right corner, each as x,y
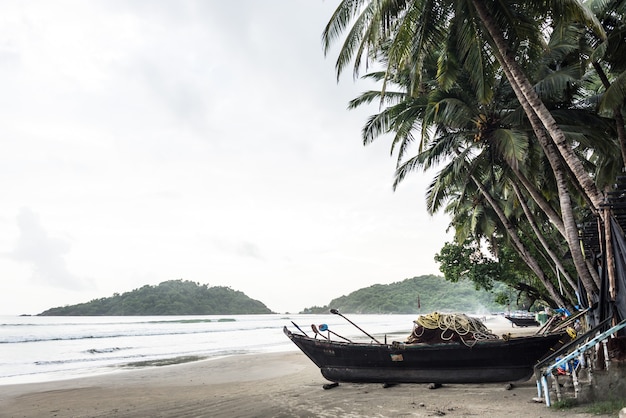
505,311 -> 540,327
285,311 -> 568,384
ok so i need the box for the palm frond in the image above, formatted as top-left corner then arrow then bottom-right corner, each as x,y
490,129 -> 529,170
599,69 -> 626,111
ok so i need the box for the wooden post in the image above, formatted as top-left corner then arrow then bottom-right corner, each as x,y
604,208 -> 617,301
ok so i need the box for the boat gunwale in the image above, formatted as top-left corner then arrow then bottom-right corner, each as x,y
284,326 -> 564,349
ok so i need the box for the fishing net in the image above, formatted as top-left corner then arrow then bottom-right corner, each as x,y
406,312 -> 499,347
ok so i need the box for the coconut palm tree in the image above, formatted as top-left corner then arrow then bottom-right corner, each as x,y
385,49 -> 616,303
379,61 -> 577,306
323,0 -> 605,203
322,0 -> 612,299
587,0 -> 626,166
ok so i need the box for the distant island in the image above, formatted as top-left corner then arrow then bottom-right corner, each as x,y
301,275 -> 510,314
38,275 -> 513,316
38,279 -> 273,316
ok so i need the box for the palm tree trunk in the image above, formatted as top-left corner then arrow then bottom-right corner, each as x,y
474,8 -> 600,297
605,209 -> 618,300
471,175 -> 569,308
511,180 -> 578,298
592,58 -> 625,297
511,167 -> 566,237
514,88 -> 599,296
537,136 -> 599,295
499,68 -> 599,296
471,0 -> 604,211
514,165 -> 601,288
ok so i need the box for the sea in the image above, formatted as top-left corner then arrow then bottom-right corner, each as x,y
0,313 -> 423,386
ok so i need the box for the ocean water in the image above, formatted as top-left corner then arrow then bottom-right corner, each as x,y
0,313 -> 421,385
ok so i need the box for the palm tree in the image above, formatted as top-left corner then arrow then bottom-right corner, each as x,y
509,180 -> 578,295
468,0 -> 605,208
588,0 -> 626,166
374,42 -> 615,305
322,0 -> 608,299
387,62 -> 576,307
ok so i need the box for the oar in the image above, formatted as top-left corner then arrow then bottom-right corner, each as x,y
318,324 -> 352,343
330,308 -> 381,344
291,321 -> 309,337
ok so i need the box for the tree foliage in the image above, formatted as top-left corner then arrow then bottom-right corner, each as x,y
435,241 -> 557,310
322,0 -> 626,310
38,279 -> 273,316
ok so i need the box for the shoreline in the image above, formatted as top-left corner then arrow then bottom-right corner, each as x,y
0,350 -> 600,417
0,348 -> 297,387
0,314 -> 518,387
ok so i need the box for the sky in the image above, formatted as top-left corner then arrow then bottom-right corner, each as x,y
0,1 -> 451,315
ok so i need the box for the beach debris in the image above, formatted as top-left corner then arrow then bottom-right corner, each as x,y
504,383 -> 514,390
382,383 -> 396,388
427,383 -> 442,389
322,382 -> 339,390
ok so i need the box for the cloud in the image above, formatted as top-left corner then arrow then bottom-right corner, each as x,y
212,237 -> 264,261
0,1 -> 452,315
9,207 -> 92,290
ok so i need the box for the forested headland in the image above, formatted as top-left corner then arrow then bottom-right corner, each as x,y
301,275 -> 514,314
38,280 -> 273,316
37,276 -> 525,316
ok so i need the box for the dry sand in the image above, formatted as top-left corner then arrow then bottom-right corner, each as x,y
0,349 -> 603,418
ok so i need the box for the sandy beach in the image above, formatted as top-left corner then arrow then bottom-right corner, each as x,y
0,348 -> 603,418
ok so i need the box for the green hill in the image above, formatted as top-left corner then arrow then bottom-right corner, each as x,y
38,279 -> 273,316
301,275 -> 509,314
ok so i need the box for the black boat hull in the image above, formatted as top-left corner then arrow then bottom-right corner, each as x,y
505,316 -> 540,327
284,327 -> 566,384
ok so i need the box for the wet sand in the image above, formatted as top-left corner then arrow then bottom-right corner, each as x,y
0,349 -> 600,417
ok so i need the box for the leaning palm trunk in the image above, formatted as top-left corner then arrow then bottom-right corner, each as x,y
511,180 -> 578,300
515,91 -> 599,296
511,169 -> 597,294
499,70 -> 599,296
604,207 -> 618,299
510,169 -> 602,295
593,61 -> 624,299
510,167 -> 604,292
476,10 -> 600,298
511,167 -> 566,238
510,82 -> 599,296
512,155 -> 600,292
471,175 -> 569,308
471,0 -> 604,211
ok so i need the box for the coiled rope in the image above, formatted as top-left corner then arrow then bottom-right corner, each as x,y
411,312 -> 499,347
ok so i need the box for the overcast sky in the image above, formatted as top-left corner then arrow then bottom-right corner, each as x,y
0,1 -> 451,315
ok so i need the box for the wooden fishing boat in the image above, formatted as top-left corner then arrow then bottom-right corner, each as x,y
505,313 -> 540,327
285,312 -> 568,384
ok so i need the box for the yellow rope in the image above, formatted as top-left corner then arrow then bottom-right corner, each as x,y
413,312 -> 498,347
